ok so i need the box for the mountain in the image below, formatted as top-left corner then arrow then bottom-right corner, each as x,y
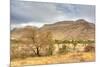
40,19 -> 95,40
11,19 -> 95,41
11,26 -> 38,44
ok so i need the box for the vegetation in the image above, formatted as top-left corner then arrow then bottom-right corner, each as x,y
11,28 -> 95,59
11,52 -> 95,67
54,39 -> 95,52
11,30 -> 54,59
59,45 -> 67,54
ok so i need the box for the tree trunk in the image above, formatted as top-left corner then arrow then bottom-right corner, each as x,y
36,47 -> 41,56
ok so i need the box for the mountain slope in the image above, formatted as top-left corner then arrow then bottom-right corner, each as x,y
40,19 -> 95,40
11,19 -> 95,40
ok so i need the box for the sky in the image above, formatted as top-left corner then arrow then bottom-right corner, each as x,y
11,0 -> 95,28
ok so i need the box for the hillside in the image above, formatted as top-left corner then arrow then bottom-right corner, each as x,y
40,19 -> 95,40
11,19 -> 95,40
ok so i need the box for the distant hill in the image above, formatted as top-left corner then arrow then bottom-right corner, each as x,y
11,19 -> 95,41
11,26 -> 38,44
40,19 -> 95,40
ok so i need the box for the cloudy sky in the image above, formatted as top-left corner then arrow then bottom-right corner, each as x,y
11,0 -> 95,28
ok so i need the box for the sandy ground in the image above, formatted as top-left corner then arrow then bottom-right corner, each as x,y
10,52 -> 95,67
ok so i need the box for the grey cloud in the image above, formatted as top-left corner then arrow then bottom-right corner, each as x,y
11,1 -> 95,25
11,1 -> 64,24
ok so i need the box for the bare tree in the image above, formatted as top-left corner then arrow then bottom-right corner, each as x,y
30,30 -> 53,56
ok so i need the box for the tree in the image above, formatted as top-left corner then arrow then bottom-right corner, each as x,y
31,30 -> 53,56
46,31 -> 54,55
59,45 -> 66,54
71,40 -> 78,51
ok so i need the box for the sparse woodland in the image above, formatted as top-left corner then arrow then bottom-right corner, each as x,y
11,30 -> 95,59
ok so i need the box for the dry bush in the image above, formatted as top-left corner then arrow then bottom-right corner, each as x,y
11,43 -> 36,59
84,45 -> 95,52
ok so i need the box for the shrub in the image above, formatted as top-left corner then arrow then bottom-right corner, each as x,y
59,45 -> 67,54
84,45 -> 95,52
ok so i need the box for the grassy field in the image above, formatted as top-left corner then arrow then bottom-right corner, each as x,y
10,52 -> 95,67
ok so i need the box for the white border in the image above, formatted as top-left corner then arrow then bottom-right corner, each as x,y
0,0 -> 10,67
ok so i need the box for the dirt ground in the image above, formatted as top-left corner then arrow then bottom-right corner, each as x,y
10,52 -> 95,67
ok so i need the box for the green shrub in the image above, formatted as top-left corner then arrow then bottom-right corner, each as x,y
59,45 -> 67,54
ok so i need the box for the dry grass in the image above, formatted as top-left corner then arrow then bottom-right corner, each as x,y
10,52 -> 95,67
